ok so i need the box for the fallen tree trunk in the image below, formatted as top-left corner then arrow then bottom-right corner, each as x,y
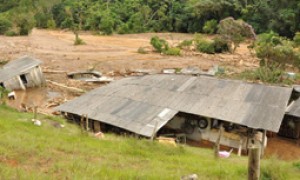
46,80 -> 86,93
43,70 -> 67,74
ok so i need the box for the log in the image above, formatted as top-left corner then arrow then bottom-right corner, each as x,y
248,146 -> 261,180
46,80 -> 86,93
43,70 -> 67,74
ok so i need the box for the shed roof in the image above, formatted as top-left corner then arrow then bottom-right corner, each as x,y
286,99 -> 300,117
57,74 -> 293,137
0,56 -> 42,82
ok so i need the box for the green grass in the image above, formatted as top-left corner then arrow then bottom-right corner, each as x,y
0,105 -> 299,179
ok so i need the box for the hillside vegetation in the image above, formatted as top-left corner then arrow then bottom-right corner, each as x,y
0,0 -> 299,37
0,105 -> 299,179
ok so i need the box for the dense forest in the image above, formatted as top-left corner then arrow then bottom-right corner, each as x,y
0,0 -> 299,38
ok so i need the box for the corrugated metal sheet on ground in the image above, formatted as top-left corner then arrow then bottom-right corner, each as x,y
57,74 -> 293,137
0,56 -> 42,82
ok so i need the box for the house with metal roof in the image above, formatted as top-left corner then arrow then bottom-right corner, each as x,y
56,74 -> 296,150
0,56 -> 46,90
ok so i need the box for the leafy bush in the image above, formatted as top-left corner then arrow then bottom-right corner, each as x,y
294,32 -> 300,47
137,47 -> 147,54
5,30 -> 18,36
178,40 -> 193,49
203,20 -> 218,34
164,47 -> 181,56
74,32 -> 85,45
47,19 -> 56,29
150,36 -> 169,53
237,66 -> 287,84
218,17 -> 256,53
0,17 -> 12,34
255,32 -> 300,68
196,40 -> 215,54
0,87 -> 8,104
212,37 -> 229,53
16,15 -> 35,35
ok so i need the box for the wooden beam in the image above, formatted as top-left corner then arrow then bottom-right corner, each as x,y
261,130 -> 267,158
85,114 -> 89,131
46,80 -> 86,93
238,136 -> 243,156
248,146 -> 261,180
214,124 -> 223,158
151,120 -> 159,141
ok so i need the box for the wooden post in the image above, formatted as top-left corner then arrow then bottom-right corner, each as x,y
214,124 -> 223,158
94,121 -> 101,132
238,137 -> 243,156
248,146 -> 261,180
151,120 -> 159,141
80,115 -> 84,132
33,106 -> 38,119
85,114 -> 89,131
261,130 -> 267,158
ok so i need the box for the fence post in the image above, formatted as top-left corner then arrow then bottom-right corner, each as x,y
214,124 -> 223,158
248,146 -> 261,180
33,106 -> 38,119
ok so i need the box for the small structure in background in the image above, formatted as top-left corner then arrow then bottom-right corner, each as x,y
0,56 -> 46,91
67,71 -> 113,83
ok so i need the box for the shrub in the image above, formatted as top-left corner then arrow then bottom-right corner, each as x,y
294,32 -> 300,47
137,47 -> 147,54
178,40 -> 193,49
238,66 -> 286,84
47,19 -> 56,29
255,32 -> 300,68
16,15 -> 35,35
0,17 -> 12,34
212,37 -> 229,53
4,30 -> 18,36
218,17 -> 256,53
203,20 -> 218,34
74,32 -> 85,45
164,47 -> 181,56
150,36 -> 169,53
196,40 -> 215,54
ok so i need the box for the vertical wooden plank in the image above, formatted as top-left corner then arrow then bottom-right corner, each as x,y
248,146 -> 261,180
85,114 -> 89,131
151,120 -> 159,141
261,130 -> 267,158
214,124 -> 223,158
238,137 -> 243,156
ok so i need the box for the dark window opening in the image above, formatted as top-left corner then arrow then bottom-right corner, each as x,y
20,74 -> 28,86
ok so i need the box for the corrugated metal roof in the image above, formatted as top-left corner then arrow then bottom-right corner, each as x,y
57,74 -> 293,137
0,56 -> 42,82
286,98 -> 300,117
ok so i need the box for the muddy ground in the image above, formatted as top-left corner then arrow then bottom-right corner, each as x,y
1,29 -> 299,160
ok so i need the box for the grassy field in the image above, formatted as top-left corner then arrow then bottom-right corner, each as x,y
0,105 -> 299,179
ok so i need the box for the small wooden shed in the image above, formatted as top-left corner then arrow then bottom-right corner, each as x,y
0,56 -> 46,90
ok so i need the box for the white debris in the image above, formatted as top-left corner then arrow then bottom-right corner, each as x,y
8,91 -> 16,100
33,119 -> 42,126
